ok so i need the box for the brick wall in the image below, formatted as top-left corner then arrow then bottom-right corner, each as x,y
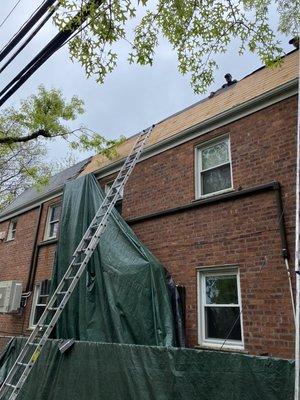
0,95 -> 297,358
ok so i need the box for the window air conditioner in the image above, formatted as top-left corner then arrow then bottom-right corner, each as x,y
0,281 -> 22,313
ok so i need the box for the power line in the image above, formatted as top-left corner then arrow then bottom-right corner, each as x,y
0,0 -> 23,30
0,0 -> 57,63
0,0 -> 102,108
0,3 -> 59,74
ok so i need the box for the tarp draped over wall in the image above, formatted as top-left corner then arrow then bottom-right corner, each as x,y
0,338 -> 294,400
50,174 -> 178,346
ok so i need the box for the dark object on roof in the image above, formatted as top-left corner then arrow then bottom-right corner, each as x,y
0,157 -> 91,218
289,37 -> 299,49
209,73 -> 238,98
222,73 -> 238,88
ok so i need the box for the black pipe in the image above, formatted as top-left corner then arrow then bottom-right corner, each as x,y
0,0 -> 57,63
25,204 -> 43,292
274,183 -> 289,259
126,180 -> 289,260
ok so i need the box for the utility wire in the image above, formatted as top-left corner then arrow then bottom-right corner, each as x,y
0,0 -> 102,108
0,0 -> 23,30
0,0 -> 57,63
0,3 -> 59,74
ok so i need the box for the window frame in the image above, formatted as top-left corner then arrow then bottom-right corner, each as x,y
44,203 -> 61,241
29,283 -> 47,330
195,135 -> 233,199
6,218 -> 18,241
197,266 -> 244,350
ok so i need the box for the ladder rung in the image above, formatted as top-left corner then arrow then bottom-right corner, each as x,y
57,291 -> 67,295
48,307 -> 59,311
5,383 -> 17,388
64,276 -> 76,280
28,342 -> 39,346
17,362 -> 28,367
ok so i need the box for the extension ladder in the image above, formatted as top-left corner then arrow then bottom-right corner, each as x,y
0,125 -> 154,400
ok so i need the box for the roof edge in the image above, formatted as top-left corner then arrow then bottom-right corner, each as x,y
92,77 -> 298,179
0,77 -> 297,223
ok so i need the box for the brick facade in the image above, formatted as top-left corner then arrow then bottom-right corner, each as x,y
0,95 -> 297,359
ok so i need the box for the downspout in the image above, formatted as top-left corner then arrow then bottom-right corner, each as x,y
274,183 -> 295,320
25,203 -> 43,293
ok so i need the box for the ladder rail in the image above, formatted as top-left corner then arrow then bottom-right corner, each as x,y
0,125 -> 154,400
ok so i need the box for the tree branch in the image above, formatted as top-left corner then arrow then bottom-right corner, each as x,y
0,129 -> 52,144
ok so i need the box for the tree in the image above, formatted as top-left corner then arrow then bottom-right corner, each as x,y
54,0 -> 299,94
0,86 -> 124,210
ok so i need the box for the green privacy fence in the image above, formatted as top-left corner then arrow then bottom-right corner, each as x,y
0,338 -> 294,400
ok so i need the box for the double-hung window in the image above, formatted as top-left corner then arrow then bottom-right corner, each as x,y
196,136 -> 232,197
198,267 -> 243,349
44,204 -> 61,240
29,280 -> 51,329
6,219 -> 18,241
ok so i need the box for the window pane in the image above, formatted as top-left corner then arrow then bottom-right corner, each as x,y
202,164 -> 231,195
49,221 -> 59,238
202,140 -> 229,170
51,205 -> 61,222
205,306 -> 241,341
205,275 -> 238,304
34,305 -> 45,325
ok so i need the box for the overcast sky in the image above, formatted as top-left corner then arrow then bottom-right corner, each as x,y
0,1 -> 291,163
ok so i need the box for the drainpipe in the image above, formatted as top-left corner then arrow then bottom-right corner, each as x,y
274,183 -> 295,320
25,203 -> 43,293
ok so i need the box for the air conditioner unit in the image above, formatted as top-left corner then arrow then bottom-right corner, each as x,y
0,281 -> 22,313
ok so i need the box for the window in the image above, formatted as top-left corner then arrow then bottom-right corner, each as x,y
29,280 -> 51,329
6,219 -> 18,241
198,267 -> 243,349
196,136 -> 232,197
44,204 -> 61,240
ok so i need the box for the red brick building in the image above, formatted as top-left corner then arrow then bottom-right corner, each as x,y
0,50 -> 298,359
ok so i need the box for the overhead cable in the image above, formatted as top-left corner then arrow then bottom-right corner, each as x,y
0,0 -> 57,63
0,0 -> 101,108
0,3 -> 59,74
0,0 -> 23,30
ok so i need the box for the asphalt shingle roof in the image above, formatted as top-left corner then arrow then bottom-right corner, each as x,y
0,157 -> 91,219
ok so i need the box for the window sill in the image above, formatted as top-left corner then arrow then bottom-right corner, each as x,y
4,238 -> 15,243
40,238 -> 58,246
195,187 -> 234,201
195,344 -> 247,354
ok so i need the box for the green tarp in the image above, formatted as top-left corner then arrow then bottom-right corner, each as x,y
0,338 -> 294,400
51,174 -> 176,346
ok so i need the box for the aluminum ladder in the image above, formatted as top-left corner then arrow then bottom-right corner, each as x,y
0,125 -> 154,400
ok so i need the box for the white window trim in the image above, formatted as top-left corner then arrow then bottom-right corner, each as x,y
29,283 -> 41,330
6,219 -> 17,241
197,266 -> 244,350
195,135 -> 233,199
44,203 -> 61,241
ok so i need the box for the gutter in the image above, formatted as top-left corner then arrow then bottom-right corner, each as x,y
126,181 -> 290,263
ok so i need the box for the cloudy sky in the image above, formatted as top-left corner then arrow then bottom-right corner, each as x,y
0,1 -> 291,163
